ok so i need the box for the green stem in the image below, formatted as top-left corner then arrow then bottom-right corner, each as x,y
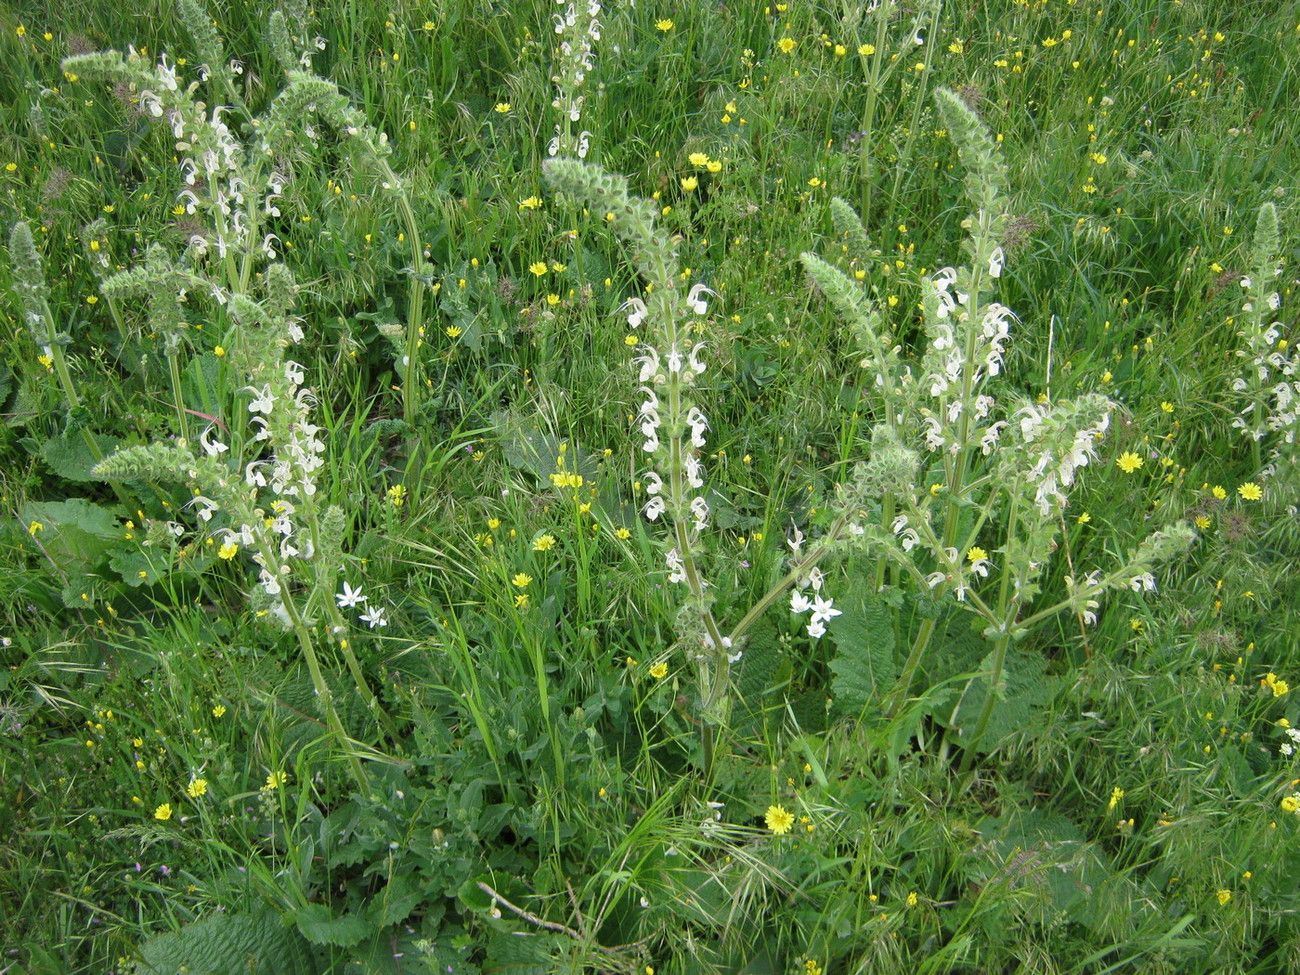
167,351 -> 189,443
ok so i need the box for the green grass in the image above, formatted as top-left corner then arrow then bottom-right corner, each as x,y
2,1 -> 1299,973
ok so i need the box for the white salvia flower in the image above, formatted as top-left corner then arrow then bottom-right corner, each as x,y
787,524 -> 805,554
988,246 -> 1004,278
336,581 -> 366,608
622,298 -> 648,329
247,385 -> 275,414
688,343 -> 707,376
684,454 -> 704,488
315,36 -> 327,50
229,59 -> 244,76
284,360 -> 305,386
666,345 -> 684,374
359,605 -> 388,629
807,567 -> 824,592
690,496 -> 709,530
686,407 -> 708,448
644,496 -> 665,521
635,346 -> 661,383
1129,572 -> 1157,592
926,571 -> 946,589
139,91 -> 164,118
187,496 -> 219,522
577,131 -> 591,158
645,471 -> 663,495
980,421 -> 1007,455
157,54 -> 178,91
725,637 -> 742,664
665,547 -> 687,584
200,426 -> 228,456
686,283 -> 715,316
923,416 -> 945,451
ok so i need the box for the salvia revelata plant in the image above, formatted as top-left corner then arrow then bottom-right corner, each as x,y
1231,201 -> 1298,488
548,0 -> 602,160
63,0 -> 434,425
547,88 -> 1196,770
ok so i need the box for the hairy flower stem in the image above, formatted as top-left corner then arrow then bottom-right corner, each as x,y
886,205 -> 997,715
263,540 -> 369,791
959,494 -> 1019,769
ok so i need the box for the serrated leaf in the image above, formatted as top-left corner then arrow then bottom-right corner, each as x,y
135,910 -> 313,974
370,874 -> 424,928
972,808 -> 1115,928
110,548 -> 165,587
948,647 -> 1060,751
40,430 -> 124,482
19,498 -> 122,571
21,498 -> 121,538
827,579 -> 896,718
294,903 -> 373,947
733,619 -> 782,705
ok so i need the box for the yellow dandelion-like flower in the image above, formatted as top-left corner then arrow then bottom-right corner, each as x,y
649,661 -> 668,680
154,803 -> 173,821
533,534 -> 556,552
765,804 -> 795,835
494,102 -> 512,113
655,19 -> 674,32
1108,786 -> 1124,810
778,37 -> 797,54
680,176 -> 698,192
1237,482 -> 1262,502
511,572 -> 532,588
1216,889 -> 1232,906
519,196 -> 542,210
1116,451 -> 1143,474
186,778 -> 208,799
688,151 -> 709,167
529,261 -> 548,276
212,704 -> 226,718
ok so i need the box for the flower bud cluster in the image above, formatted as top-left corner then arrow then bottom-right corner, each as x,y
548,0 -> 602,159
6,221 -> 58,355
